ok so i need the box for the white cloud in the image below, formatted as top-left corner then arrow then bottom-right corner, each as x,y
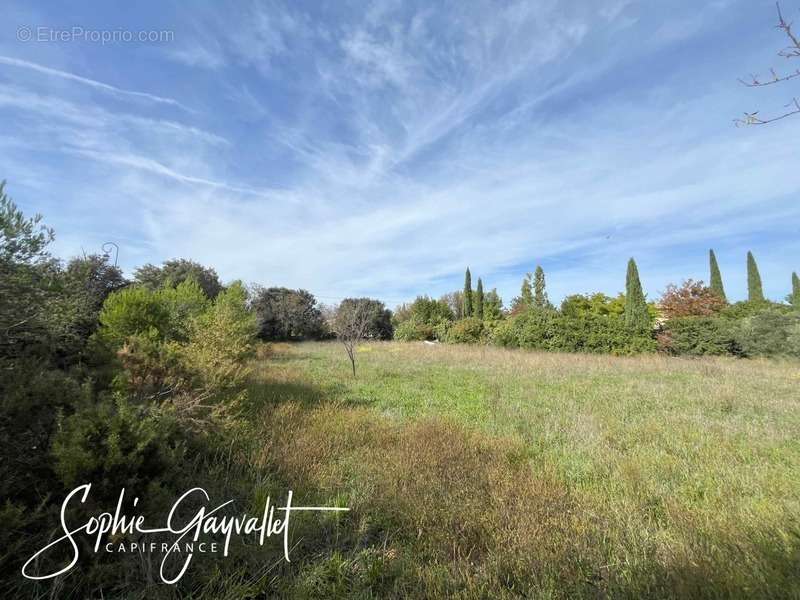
0,55 -> 191,111
2,0 -> 798,308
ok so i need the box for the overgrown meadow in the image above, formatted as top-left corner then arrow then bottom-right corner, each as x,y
2,181 -> 800,599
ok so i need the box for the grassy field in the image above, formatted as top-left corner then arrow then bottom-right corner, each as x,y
246,341 -> 800,598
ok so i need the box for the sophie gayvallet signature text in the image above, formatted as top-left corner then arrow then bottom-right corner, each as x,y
22,484 -> 349,584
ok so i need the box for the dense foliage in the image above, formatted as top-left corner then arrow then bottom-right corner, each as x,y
249,285 -> 324,340
659,280 -> 726,318
134,258 -> 223,299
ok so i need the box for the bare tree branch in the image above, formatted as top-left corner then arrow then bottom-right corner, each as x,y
736,3 -> 800,125
735,97 -> 800,126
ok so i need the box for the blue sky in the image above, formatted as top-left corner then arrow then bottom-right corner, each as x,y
1,0 -> 799,308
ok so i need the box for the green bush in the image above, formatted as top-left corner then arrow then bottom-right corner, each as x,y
733,308 -> 800,358
493,310 -> 656,354
444,318 -> 485,344
52,396 -> 186,504
394,319 -> 435,341
491,318 -> 518,347
184,281 -> 258,392
658,317 -> 735,356
557,313 -> 656,354
97,285 -> 172,348
719,300 -> 786,321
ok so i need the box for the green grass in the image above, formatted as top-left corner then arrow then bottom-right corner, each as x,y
246,341 -> 800,598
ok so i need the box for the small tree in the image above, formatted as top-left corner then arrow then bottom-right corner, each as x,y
747,251 -> 765,302
624,258 -> 650,329
475,278 -> 484,320
463,268 -> 473,317
660,280 -> 727,319
709,249 -> 727,303
333,300 -> 373,377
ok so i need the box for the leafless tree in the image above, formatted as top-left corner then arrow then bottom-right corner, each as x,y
333,300 -> 372,377
736,3 -> 800,126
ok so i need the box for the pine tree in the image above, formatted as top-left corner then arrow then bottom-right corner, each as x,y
709,249 -> 726,303
790,272 -> 800,307
624,258 -> 650,329
532,265 -> 550,309
475,278 -> 484,320
747,251 -> 765,303
463,268 -> 473,317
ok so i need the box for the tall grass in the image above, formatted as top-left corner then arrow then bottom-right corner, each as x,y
244,341 -> 800,598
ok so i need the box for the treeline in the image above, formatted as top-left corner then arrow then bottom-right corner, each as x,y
393,252 -> 800,358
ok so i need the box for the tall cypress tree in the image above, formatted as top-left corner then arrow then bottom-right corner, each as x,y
624,258 -> 649,329
709,249 -> 726,302
463,268 -> 473,317
790,271 -> 800,307
475,278 -> 484,320
533,265 -> 550,309
747,251 -> 765,303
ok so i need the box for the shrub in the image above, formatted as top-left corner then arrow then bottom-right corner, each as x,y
562,293 -> 618,317
719,300 -> 783,321
97,285 -> 172,348
733,308 -> 800,358
394,319 -> 435,341
52,396 -> 186,504
444,317 -> 485,344
556,313 -> 656,354
398,296 -> 453,325
184,282 -> 258,392
161,278 -> 210,341
514,309 -> 560,349
492,310 -> 656,354
491,318 -> 518,347
657,317 -> 735,356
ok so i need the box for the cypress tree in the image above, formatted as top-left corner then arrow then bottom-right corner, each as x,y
624,258 -> 649,329
475,278 -> 484,320
747,251 -> 765,302
463,268 -> 473,317
790,272 -> 800,306
709,249 -> 726,302
533,265 -> 550,309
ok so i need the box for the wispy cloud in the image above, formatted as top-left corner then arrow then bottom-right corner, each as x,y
0,55 -> 191,111
1,0 -> 798,307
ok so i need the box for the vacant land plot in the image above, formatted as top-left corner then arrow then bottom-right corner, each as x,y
247,341 -> 800,598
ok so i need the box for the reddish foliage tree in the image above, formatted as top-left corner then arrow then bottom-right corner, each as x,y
659,279 -> 726,319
